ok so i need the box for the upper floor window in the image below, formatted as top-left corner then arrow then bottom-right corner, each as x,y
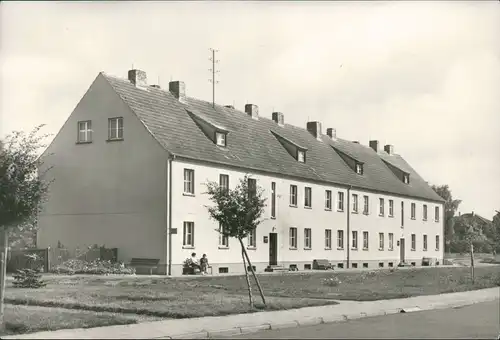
411,203 -> 416,219
379,198 -> 385,216
290,185 -> 298,207
271,182 -> 276,218
108,117 -> 123,140
219,174 -> 229,193
77,120 -> 92,143
403,173 -> 410,184
388,200 -> 394,217
325,190 -> 332,210
352,194 -> 359,213
363,196 -> 369,215
337,192 -> 345,211
355,162 -> 363,175
215,132 -> 226,147
297,150 -> 306,163
247,178 -> 257,199
304,187 -> 312,208
423,204 -> 428,221
183,169 -> 195,194
435,206 -> 440,222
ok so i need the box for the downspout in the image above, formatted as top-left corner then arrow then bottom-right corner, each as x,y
346,186 -> 352,269
167,154 -> 175,276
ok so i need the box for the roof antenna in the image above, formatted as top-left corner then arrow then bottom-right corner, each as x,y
209,47 -> 220,108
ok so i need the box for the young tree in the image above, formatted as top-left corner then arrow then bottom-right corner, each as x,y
454,215 -> 484,283
0,125 -> 52,329
431,184 -> 462,253
205,175 -> 267,307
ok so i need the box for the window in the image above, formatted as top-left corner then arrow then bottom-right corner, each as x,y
304,228 -> 312,249
423,204 -> 428,221
379,198 -> 385,216
352,231 -> 358,249
355,162 -> 363,175
411,203 -> 416,219
436,235 -> 440,250
297,150 -> 305,163
219,174 -> 229,193
183,169 -> 195,194
248,227 -> 256,248
403,173 -> 410,184
108,117 -> 123,140
290,185 -> 298,206
435,206 -> 440,222
423,234 -> 428,251
247,178 -> 256,199
337,192 -> 344,211
325,190 -> 332,210
352,194 -> 358,213
379,232 -> 384,250
337,230 -> 344,249
363,231 -> 369,250
183,222 -> 194,247
289,227 -> 297,249
77,121 -> 92,143
388,233 -> 394,250
389,200 -> 394,217
271,182 -> 276,218
363,196 -> 369,215
325,229 -> 332,249
219,223 -> 229,248
304,187 -> 312,208
411,234 -> 416,251
215,132 -> 226,147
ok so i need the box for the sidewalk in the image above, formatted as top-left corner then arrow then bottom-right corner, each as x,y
3,287 -> 498,339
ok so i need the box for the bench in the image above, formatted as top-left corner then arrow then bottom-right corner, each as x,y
130,258 -> 160,275
182,264 -> 213,275
312,259 -> 333,270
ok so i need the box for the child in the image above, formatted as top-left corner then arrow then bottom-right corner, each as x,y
200,254 -> 209,275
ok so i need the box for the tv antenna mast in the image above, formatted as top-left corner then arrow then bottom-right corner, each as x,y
209,48 -> 220,108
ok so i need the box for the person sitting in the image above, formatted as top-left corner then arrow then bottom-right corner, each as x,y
200,254 -> 209,275
186,252 -> 201,273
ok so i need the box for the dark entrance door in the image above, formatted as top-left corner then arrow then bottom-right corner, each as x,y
269,233 -> 278,266
400,238 -> 405,263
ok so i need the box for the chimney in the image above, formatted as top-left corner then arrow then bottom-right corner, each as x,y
472,211 -> 475,216
326,128 -> 336,139
307,121 -> 322,140
384,144 -> 394,155
224,105 -> 235,109
245,104 -> 259,120
369,140 -> 380,153
272,112 -> 285,126
128,69 -> 147,87
169,81 -> 186,103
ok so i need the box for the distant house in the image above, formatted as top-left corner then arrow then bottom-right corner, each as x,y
454,212 -> 492,238
37,69 -> 445,275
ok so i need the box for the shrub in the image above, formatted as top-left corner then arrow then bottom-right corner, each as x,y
50,259 -> 135,275
12,254 -> 46,288
322,276 -> 341,287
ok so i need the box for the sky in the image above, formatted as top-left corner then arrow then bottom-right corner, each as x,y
1,1 -> 499,218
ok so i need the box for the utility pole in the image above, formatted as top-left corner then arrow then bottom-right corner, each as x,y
209,48 -> 220,108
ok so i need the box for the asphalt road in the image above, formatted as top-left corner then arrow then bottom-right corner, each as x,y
227,300 -> 500,339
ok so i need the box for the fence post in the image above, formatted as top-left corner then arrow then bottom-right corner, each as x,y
44,248 -> 49,273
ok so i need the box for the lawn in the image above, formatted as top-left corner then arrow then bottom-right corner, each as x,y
3,265 -> 499,334
0,304 -> 159,336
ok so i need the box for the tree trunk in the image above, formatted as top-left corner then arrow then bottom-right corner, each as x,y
0,228 -> 9,331
470,242 -> 475,284
241,242 -> 266,306
240,242 -> 254,307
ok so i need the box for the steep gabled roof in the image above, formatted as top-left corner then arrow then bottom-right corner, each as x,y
102,73 -> 443,203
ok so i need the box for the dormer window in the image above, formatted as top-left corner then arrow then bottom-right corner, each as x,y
355,162 -> 363,175
215,132 -> 226,147
403,174 -> 410,184
297,150 -> 305,163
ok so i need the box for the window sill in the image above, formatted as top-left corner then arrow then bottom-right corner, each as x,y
388,248 -> 394,251
337,247 -> 344,250
352,211 -> 358,214
247,246 -> 257,250
351,247 -> 358,251
363,212 -> 369,216
435,248 -> 440,251
183,193 -> 195,197
289,247 -> 298,250
337,209 -> 345,213
325,208 -> 332,211
304,206 -> 312,210
423,219 -> 428,221
304,247 -> 312,251
378,248 -> 384,251
411,218 -> 416,220
423,249 -> 428,251
379,214 -> 385,217
389,215 -> 394,218
362,248 -> 369,251
76,141 -> 92,144
435,220 -> 440,223
289,204 -> 298,208
325,247 -> 332,250
411,249 -> 416,251
218,246 -> 229,250
182,246 -> 195,249
106,138 -> 124,142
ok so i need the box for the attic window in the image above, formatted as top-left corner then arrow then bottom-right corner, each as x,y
355,163 -> 363,175
403,174 -> 410,184
297,150 -> 306,163
215,132 -> 227,147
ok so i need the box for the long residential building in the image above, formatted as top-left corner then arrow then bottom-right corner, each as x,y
37,69 -> 445,275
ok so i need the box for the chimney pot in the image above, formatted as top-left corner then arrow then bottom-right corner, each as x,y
384,144 -> 394,155
306,121 -> 322,140
272,112 -> 285,126
128,69 -> 147,87
245,104 -> 259,120
169,81 -> 186,103
326,128 -> 337,139
369,140 -> 380,153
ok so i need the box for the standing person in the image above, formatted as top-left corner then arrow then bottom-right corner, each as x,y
200,254 -> 209,275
